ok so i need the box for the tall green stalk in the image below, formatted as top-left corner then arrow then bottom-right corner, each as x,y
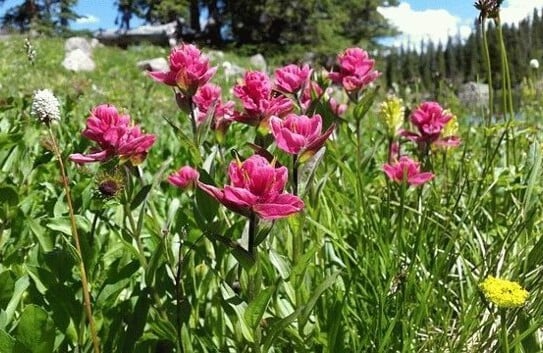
48,127 -> 101,353
481,17 -> 494,124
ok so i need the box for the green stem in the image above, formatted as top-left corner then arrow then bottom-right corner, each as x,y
481,17 -> 494,124
48,127 -> 101,353
496,19 -> 516,166
397,180 -> 406,243
188,95 -> 199,146
500,310 -> 509,353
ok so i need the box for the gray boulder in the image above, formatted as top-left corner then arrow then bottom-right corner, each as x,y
458,82 -> 489,108
65,37 -> 92,55
62,49 -> 96,72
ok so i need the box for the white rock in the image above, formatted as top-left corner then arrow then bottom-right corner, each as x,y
249,53 -> 266,71
62,49 -> 96,72
136,57 -> 169,72
221,61 -> 244,81
65,37 -> 92,55
90,38 -> 103,48
458,82 -> 489,108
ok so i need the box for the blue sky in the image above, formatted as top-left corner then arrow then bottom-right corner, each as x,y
1,0 -> 542,46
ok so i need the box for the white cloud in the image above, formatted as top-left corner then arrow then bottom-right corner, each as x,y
378,2 -> 471,48
501,0 -> 543,24
379,1 -> 543,48
75,15 -> 99,25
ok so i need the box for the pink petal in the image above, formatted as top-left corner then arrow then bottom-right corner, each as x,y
408,172 -> 434,186
69,150 -> 108,164
253,193 -> 304,220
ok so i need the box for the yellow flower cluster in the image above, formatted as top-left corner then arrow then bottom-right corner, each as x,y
480,276 -> 529,308
442,112 -> 459,138
379,95 -> 404,138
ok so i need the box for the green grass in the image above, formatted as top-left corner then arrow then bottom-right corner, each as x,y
0,34 -> 542,353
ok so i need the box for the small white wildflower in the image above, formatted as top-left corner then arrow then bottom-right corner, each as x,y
530,59 -> 539,69
31,89 -> 61,124
24,38 -> 36,64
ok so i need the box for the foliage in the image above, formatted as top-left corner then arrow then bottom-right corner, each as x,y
0,26 -> 542,353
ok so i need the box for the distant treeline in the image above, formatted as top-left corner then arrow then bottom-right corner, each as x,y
381,8 -> 543,91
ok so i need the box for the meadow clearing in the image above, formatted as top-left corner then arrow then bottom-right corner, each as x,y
0,27 -> 542,353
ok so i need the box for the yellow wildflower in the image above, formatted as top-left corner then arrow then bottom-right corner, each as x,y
379,95 -> 404,137
480,276 -> 529,308
442,112 -> 459,138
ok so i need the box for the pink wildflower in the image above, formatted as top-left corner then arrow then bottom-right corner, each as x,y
382,156 -> 434,186
198,155 -> 304,220
270,113 -> 334,162
149,44 -> 217,96
274,64 -> 311,94
169,166 -> 200,189
401,102 -> 458,147
300,82 -> 347,117
69,104 -> 155,165
329,47 -> 380,92
233,71 -> 293,127
193,83 -> 235,139
300,81 -> 324,111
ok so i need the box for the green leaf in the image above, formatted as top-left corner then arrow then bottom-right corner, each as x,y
148,314 -> 178,342
0,271 -> 15,308
0,276 -> 29,330
0,185 -> 18,206
262,272 -> 339,351
0,329 -> 15,353
244,285 -> 275,331
15,305 -> 55,353
27,219 -> 53,252
352,86 -> 379,121
145,236 -> 165,286
299,271 -> 340,329
291,244 -> 319,279
121,290 -> 151,353
269,250 -> 290,280
130,184 -> 152,210
527,236 -> 543,273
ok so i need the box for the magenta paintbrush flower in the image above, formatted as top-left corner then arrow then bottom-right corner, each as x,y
382,156 -> 434,187
274,64 -> 311,94
169,166 -> 200,189
233,71 -> 293,127
270,113 -> 335,162
149,43 -> 217,96
329,47 -> 380,92
198,155 -> 304,220
193,83 -> 235,140
69,104 -> 155,165
401,101 -> 459,147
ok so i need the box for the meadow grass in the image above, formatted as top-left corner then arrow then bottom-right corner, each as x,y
0,34 -> 542,353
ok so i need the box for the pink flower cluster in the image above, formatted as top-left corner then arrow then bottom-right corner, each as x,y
171,156 -> 304,220
233,71 -> 293,127
149,44 -> 216,96
193,83 -> 235,139
383,156 -> 434,187
402,102 -> 460,147
274,64 -> 311,94
270,113 -> 334,162
329,48 -> 380,92
69,104 -> 156,165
